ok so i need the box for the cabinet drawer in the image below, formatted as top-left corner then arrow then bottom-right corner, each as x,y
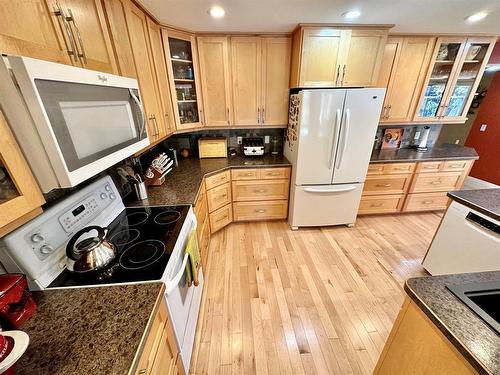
231,168 -> 259,180
403,192 -> 450,211
205,170 -> 230,190
367,163 -> 415,175
409,173 -> 461,193
259,167 -> 291,180
358,195 -> 405,214
441,160 -> 470,172
210,203 -> 232,233
207,182 -> 231,212
416,161 -> 443,173
363,175 -> 412,195
233,200 -> 288,221
232,180 -> 290,201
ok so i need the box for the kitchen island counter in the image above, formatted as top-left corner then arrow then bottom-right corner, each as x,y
16,283 -> 164,375
127,154 -> 291,207
370,143 -> 478,163
448,188 -> 500,222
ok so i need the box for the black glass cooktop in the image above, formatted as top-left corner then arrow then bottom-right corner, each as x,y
48,205 -> 189,288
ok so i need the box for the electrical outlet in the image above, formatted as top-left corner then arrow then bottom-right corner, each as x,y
264,136 -> 270,144
237,136 -> 242,144
480,124 -> 488,132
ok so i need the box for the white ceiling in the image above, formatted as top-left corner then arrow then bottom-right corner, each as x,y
138,0 -> 500,34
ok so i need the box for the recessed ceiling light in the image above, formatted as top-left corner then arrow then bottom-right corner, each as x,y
342,10 -> 361,19
466,12 -> 488,22
208,6 -> 225,18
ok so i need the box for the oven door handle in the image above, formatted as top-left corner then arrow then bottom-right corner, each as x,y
165,252 -> 189,295
129,89 -> 146,138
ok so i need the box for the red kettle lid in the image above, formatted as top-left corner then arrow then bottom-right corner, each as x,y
0,274 -> 26,299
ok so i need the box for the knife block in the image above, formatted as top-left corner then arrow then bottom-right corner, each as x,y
144,168 -> 166,186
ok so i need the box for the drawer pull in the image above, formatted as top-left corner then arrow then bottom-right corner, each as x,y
449,164 -> 463,169
375,184 -> 391,187
422,200 -> 434,204
424,166 -> 438,169
267,172 -> 281,176
138,369 -> 147,374
430,181 -> 442,185
254,189 -> 267,193
216,215 -> 228,222
254,209 -> 267,213
370,203 -> 384,207
371,167 -> 383,171
245,173 -> 255,176
394,167 -> 408,171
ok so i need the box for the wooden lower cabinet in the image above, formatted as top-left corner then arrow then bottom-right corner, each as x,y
403,192 -> 450,212
233,200 -> 288,221
363,174 -> 412,195
375,297 -> 478,375
134,299 -> 182,375
232,179 -> 289,201
209,203 -> 233,233
205,170 -> 230,190
358,194 -> 405,215
193,181 -> 210,270
206,182 -> 231,212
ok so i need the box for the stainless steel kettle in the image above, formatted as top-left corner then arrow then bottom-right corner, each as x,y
66,226 -> 116,273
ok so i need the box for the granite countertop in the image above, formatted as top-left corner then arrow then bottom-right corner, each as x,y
448,188 -> 500,222
370,143 -> 478,163
16,283 -> 164,375
405,271 -> 500,375
127,154 -> 291,207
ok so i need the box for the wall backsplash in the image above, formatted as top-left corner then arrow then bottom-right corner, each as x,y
373,124 -> 442,150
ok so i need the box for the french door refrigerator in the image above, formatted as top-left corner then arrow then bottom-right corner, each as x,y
284,88 -> 385,229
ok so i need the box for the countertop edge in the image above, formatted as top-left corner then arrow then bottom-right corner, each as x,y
403,282 -> 489,375
370,155 -> 479,164
447,192 -> 500,222
128,282 -> 166,375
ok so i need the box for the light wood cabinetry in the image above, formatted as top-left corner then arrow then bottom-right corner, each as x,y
0,110 -> 45,238
134,299 -> 182,375
205,170 -> 230,190
209,203 -> 233,233
290,26 -> 388,88
232,179 -> 290,201
205,171 -> 232,233
360,159 -> 473,215
197,37 -> 232,126
206,183 -> 232,212
378,36 -> 435,123
233,200 -> 288,221
193,181 -> 210,271
375,297 -> 478,375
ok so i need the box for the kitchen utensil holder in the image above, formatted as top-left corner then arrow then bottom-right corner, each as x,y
134,181 -> 149,200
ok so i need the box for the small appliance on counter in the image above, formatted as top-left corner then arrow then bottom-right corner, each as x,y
0,275 -> 36,330
243,137 -> 265,156
198,137 -> 227,158
417,126 -> 431,152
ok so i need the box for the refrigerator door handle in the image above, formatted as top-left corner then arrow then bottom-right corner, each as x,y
335,108 -> 350,170
303,186 -> 357,194
329,109 -> 342,169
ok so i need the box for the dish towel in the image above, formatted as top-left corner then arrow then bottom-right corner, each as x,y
184,230 -> 200,287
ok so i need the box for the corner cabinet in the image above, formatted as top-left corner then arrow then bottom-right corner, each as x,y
290,26 -> 388,88
0,110 -> 45,237
162,29 -> 204,130
414,36 -> 496,123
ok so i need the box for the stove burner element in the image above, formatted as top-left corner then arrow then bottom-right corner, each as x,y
153,210 -> 181,225
119,240 -> 165,270
109,229 -> 140,247
120,212 -> 149,227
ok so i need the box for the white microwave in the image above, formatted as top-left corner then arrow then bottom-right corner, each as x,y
0,55 -> 149,192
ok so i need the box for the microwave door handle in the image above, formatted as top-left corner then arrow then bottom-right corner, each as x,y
129,89 -> 146,138
328,109 -> 341,169
165,252 -> 189,295
335,108 -> 350,170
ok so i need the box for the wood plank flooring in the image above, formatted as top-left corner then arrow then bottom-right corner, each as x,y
190,212 -> 442,375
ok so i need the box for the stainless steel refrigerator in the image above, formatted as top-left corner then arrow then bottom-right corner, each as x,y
284,88 -> 385,229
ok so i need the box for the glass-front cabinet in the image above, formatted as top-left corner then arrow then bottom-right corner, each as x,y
161,29 -> 204,130
414,37 -> 496,123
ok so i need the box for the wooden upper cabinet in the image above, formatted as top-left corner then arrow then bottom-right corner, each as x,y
0,110 -> 45,237
49,0 -> 118,73
125,1 -> 164,143
290,26 -> 389,88
231,37 -> 261,126
147,18 -> 175,137
379,36 -> 435,123
0,0 -> 71,64
197,37 -> 233,127
101,0 -> 137,78
261,37 -> 291,126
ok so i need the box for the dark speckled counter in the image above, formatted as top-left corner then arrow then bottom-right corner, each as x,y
127,154 -> 291,207
371,143 -> 478,163
405,272 -> 500,375
17,283 -> 164,375
448,188 -> 500,222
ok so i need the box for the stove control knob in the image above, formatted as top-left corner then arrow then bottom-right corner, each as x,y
105,185 -> 111,191
109,193 -> 116,200
40,245 -> 54,255
100,193 -> 108,199
31,233 -> 44,243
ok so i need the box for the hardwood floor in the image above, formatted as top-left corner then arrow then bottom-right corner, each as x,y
190,212 -> 442,375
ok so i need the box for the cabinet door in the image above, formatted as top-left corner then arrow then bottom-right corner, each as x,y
125,1 -> 162,142
198,37 -> 232,126
101,0 -> 137,78
440,37 -> 496,123
56,0 -> 118,73
0,110 -> 45,236
147,18 -> 174,137
231,37 -> 261,126
163,29 -> 204,130
341,29 -> 387,87
0,0 -> 70,64
381,37 -> 435,123
414,37 -> 467,122
299,28 -> 343,86
150,317 -> 179,375
377,37 -> 402,120
261,37 -> 291,126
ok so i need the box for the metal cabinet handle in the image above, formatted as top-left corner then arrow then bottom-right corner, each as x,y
254,189 -> 267,193
422,201 -> 434,204
268,172 -> 280,176
376,184 -> 391,187
257,108 -> 260,124
66,8 -> 87,64
226,107 -> 230,125
149,115 -> 159,137
216,215 -> 228,222
138,369 -> 147,375
430,181 -> 442,185
254,209 -> 267,213
53,2 -> 77,62
370,203 -> 384,208
335,65 -> 341,86
245,173 -> 255,176
341,64 -> 346,86
386,105 -> 391,118
394,167 -> 408,171
449,164 -> 463,169
199,109 -> 205,125
262,108 -> 265,124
